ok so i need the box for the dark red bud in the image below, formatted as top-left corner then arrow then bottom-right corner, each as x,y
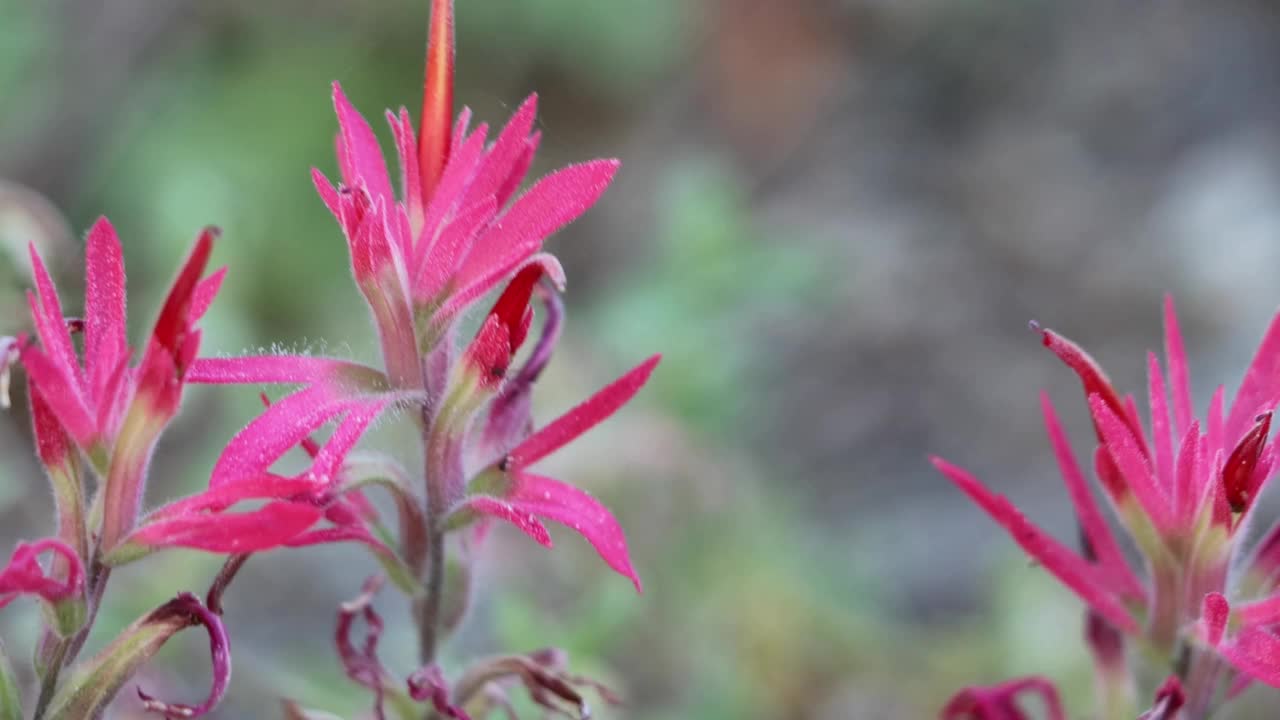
1223,412 -> 1271,513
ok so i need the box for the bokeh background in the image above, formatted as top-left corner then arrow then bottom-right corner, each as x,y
4,0 -> 1280,717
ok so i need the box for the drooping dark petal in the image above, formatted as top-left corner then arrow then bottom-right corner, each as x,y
939,676 -> 1064,720
136,594 -> 231,718
407,664 -> 470,720
43,593 -> 229,719
0,539 -> 83,610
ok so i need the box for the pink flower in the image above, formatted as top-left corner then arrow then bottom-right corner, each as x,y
20,217 -> 224,553
933,295 -> 1280,706
184,0 -> 657,591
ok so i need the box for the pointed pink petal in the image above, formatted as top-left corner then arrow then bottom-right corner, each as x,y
1227,310 -> 1280,445
282,524 -> 397,565
29,381 -> 73,468
454,160 -> 619,296
1041,328 -> 1145,452
187,356 -> 383,387
1041,393 -> 1144,599
309,397 -> 394,484
414,196 -> 497,299
1090,393 -> 1171,531
435,249 -> 564,322
312,167 -> 342,220
83,217 -> 128,407
1217,624 -> 1280,688
463,495 -> 552,546
931,457 -> 1138,634
210,384 -> 363,487
130,502 -> 322,554
332,82 -> 394,206
148,228 -> 215,362
413,124 -> 490,276
1173,421 -> 1202,527
191,267 -> 227,323
1238,593 -> 1280,629
389,108 -> 424,233
1208,384 -> 1226,460
27,244 -> 81,390
494,131 -> 541,208
510,355 -> 660,469
464,94 -> 538,206
1147,352 -> 1176,494
21,346 -> 96,445
419,0 -> 456,200
1163,295 -> 1194,440
149,475 -> 320,520
510,472 -> 641,592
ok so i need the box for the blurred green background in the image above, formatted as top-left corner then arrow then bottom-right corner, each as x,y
5,0 -> 1280,717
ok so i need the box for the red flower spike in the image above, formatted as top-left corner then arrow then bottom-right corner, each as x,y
940,676 -> 1065,720
0,539 -> 83,610
931,457 -> 1138,634
419,0 -> 455,200
1223,412 -> 1271,514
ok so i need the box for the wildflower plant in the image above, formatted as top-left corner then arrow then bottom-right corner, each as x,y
934,297 -> 1280,719
0,1 -> 658,717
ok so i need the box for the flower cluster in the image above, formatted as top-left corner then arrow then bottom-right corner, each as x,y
0,0 -> 657,716
934,297 -> 1280,718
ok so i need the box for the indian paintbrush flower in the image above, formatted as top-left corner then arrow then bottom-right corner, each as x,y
0,0 -> 658,715
933,296 -> 1280,717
